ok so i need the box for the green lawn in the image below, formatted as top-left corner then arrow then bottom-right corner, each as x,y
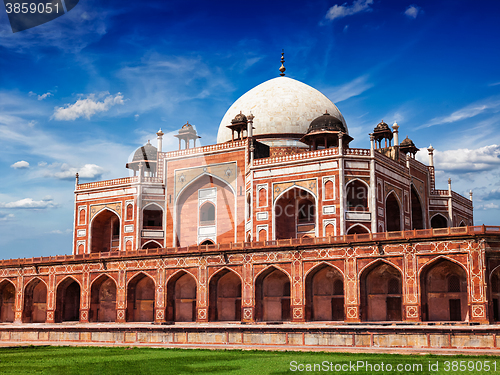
0,346 -> 498,374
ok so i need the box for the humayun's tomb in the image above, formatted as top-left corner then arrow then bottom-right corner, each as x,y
1,55 -> 500,352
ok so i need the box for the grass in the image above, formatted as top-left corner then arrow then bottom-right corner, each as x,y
0,346 -> 498,374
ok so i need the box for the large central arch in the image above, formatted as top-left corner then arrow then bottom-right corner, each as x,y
410,185 -> 424,230
385,192 -> 402,232
175,174 -> 235,247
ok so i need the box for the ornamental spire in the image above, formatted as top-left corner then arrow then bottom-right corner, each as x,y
279,50 -> 286,77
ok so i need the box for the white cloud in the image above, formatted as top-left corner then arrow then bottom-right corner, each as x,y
11,160 -> 29,169
38,161 -> 47,167
41,163 -> 105,180
0,212 -> 14,221
422,96 -> 500,128
52,92 -> 124,120
0,197 -> 57,209
489,82 -> 500,87
325,0 -> 373,21
404,5 -> 421,19
423,145 -> 500,173
49,229 -> 72,234
325,75 -> 374,103
475,203 -> 500,210
37,92 -> 53,101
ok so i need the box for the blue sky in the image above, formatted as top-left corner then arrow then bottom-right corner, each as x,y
1,0 -> 500,258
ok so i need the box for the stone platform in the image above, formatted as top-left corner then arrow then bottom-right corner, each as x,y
1,322 -> 500,355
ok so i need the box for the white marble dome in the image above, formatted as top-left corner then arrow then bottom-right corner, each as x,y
217,76 -> 347,144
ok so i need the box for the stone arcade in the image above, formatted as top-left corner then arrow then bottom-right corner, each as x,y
2,58 -> 500,351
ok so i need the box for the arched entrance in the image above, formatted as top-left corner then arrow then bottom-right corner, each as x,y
90,275 -> 117,322
142,241 -> 162,249
166,272 -> 197,322
127,273 -> 155,322
255,267 -> 290,322
411,186 -> 424,229
491,269 -> 500,322
0,280 -> 15,322
360,262 -> 402,321
23,278 -> 47,323
420,259 -> 467,321
176,175 -> 235,247
143,204 -> 163,229
305,265 -> 344,321
208,269 -> 241,321
275,188 -> 316,239
91,209 -> 120,253
431,214 -> 448,229
55,278 -> 80,322
385,192 -> 401,232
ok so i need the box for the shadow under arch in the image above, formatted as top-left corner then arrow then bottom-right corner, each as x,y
90,274 -> 117,322
208,267 -> 242,321
0,279 -> 15,322
359,260 -> 403,321
55,276 -> 81,323
410,184 -> 424,229
23,277 -> 47,323
142,240 -> 162,249
127,272 -> 155,322
430,213 -> 448,229
419,257 -> 467,322
166,270 -> 197,322
385,191 -> 402,232
255,266 -> 290,322
305,263 -> 344,321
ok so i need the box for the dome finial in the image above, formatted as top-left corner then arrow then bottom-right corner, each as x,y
279,49 -> 286,77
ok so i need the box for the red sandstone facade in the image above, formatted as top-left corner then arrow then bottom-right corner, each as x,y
1,73 -> 491,331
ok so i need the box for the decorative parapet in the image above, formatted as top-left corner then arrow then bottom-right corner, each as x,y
0,225 -> 497,267
253,148 -> 338,166
162,140 -> 246,159
344,148 -> 370,156
76,177 -> 138,190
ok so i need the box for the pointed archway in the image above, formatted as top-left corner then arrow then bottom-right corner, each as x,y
127,273 -> 155,322
91,209 -> 120,253
208,269 -> 241,321
55,278 -> 80,322
275,187 -> 316,239
360,261 -> 402,321
385,192 -> 401,232
305,264 -> 344,321
255,267 -> 290,322
420,259 -> 467,321
166,271 -> 197,322
0,280 -> 15,323
90,275 -> 117,322
431,214 -> 448,229
23,278 -> 47,323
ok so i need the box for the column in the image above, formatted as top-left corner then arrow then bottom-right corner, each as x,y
241,261 -> 254,322
14,275 -> 23,323
370,134 -> 376,233
116,269 -> 126,322
344,256 -> 360,322
155,267 -> 166,323
291,254 -> 304,322
196,263 -> 208,322
46,269 -> 56,323
392,123 -> 399,146
403,245 -> 420,321
338,133 -> 345,235
80,270 -> 90,322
